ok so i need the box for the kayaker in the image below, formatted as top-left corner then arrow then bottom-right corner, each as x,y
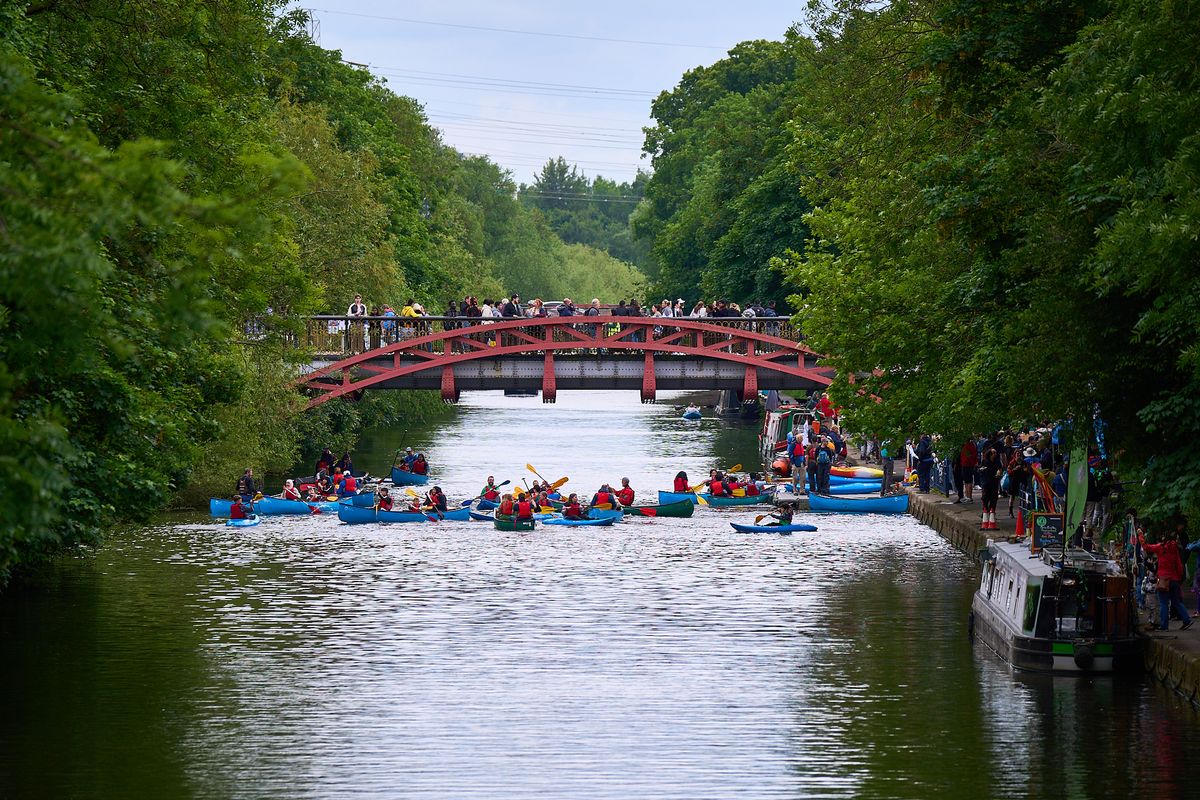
616,478 -> 635,506
236,468 -> 256,501
412,453 -> 429,475
726,474 -> 742,496
744,476 -> 761,497
337,452 -> 354,474
376,487 -> 394,512
481,477 -> 501,502
230,496 -> 249,520
426,486 -> 448,512
709,472 -> 728,497
315,448 -> 335,474
281,479 -> 301,501
317,475 -> 333,496
515,493 -> 534,520
498,493 -> 516,517
402,446 -> 416,467
769,503 -> 796,526
304,485 -> 321,502
563,494 -> 585,520
337,471 -> 358,497
591,484 -> 621,509
674,471 -> 690,493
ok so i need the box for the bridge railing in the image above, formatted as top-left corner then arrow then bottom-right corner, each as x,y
300,315 -> 803,359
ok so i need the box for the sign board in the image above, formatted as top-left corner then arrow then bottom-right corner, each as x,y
1032,513 -> 1065,552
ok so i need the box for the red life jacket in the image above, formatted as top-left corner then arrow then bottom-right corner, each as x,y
283,487 -> 301,500
413,459 -> 428,475
516,499 -> 533,519
230,502 -> 247,520
482,485 -> 499,501
710,480 -> 727,497
378,495 -> 394,511
726,480 -> 740,493
499,499 -> 515,516
564,502 -> 584,519
617,487 -> 635,505
746,483 -> 760,497
595,491 -> 613,507
343,474 -> 357,492
674,476 -> 689,492
792,439 -> 805,457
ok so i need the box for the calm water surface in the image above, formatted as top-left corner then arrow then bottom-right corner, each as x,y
1,392 -> 1196,799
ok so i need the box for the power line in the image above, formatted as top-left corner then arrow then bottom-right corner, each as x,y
365,65 -> 656,96
307,8 -> 725,50
436,121 -> 641,145
373,71 -> 654,102
430,110 -> 643,134
425,98 -> 656,125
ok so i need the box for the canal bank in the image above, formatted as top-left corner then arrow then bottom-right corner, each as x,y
905,486 -> 1200,707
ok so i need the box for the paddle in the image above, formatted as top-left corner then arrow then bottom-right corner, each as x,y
755,513 -> 769,524
550,476 -> 569,490
526,463 -> 551,485
459,479 -> 512,506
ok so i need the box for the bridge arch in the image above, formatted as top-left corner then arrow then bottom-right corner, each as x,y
297,316 -> 832,408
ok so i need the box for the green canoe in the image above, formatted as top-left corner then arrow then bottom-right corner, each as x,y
494,513 -> 537,532
621,498 -> 695,518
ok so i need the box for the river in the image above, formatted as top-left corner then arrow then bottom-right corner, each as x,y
1,391 -> 1196,799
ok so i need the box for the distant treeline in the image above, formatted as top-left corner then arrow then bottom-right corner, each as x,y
0,0 -> 645,581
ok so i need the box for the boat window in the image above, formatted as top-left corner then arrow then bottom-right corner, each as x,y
1006,579 -> 1014,612
1023,581 -> 1042,634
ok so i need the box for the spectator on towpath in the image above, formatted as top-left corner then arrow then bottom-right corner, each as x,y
915,434 -> 935,493
955,436 -> 979,504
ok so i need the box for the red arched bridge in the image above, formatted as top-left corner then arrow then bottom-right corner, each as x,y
296,315 -> 832,408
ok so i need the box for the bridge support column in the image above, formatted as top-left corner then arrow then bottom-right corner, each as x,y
739,365 -> 758,403
641,351 -> 656,404
440,365 -> 458,404
542,351 -> 556,403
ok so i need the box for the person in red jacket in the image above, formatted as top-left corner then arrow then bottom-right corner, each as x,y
709,472 -> 728,497
616,477 -> 635,506
591,485 -> 620,509
515,494 -> 534,520
376,487 -> 394,512
230,496 -> 248,520
673,471 -> 690,493
498,494 -> 515,516
282,479 -> 301,501
481,476 -> 500,501
1142,530 -> 1193,631
955,437 -> 979,503
563,494 -> 584,520
745,475 -> 761,497
412,454 -> 429,475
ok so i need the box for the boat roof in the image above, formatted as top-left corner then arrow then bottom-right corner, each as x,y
990,541 -> 1120,577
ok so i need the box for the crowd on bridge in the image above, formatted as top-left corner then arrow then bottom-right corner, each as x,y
322,292 -> 787,353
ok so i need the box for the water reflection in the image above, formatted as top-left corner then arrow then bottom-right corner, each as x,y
1,391 -> 1197,799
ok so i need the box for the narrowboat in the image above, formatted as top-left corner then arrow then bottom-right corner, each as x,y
970,541 -> 1141,673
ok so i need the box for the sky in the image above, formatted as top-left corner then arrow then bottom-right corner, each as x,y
297,1 -> 805,185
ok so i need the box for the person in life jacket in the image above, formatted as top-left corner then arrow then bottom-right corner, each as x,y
282,479 -> 301,501
481,477 -> 500,501
498,493 -> 515,517
673,471 -> 690,493
591,485 -> 620,509
236,468 -> 256,501
426,486 -> 447,511
563,493 -> 585,519
376,487 -> 394,512
230,496 -> 249,520
337,471 -> 358,498
515,493 -> 534,519
815,439 -> 834,495
304,485 -> 321,502
616,478 -> 635,506
744,475 -> 761,497
412,454 -> 429,475
709,472 -> 728,497
726,475 -> 742,496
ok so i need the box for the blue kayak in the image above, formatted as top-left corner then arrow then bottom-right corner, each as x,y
469,510 -> 495,522
730,522 -> 817,533
476,498 -> 498,511
682,409 -> 702,420
338,503 -> 471,524
830,474 -> 882,486
807,492 -> 909,514
657,490 -> 698,505
391,466 -> 430,486
226,515 -> 261,528
541,516 -> 616,527
584,508 -> 624,520
209,497 -> 339,517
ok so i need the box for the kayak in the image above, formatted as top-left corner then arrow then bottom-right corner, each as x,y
830,474 -> 882,486
540,516 -> 616,527
657,490 -> 698,505
807,492 -> 909,514
469,510 -> 495,522
337,503 -> 471,524
391,466 -> 430,486
730,522 -> 818,533
826,482 -> 885,495
696,493 -> 772,507
682,409 -> 702,420
209,497 -> 337,517
584,508 -> 624,521
494,514 -> 537,532
831,465 -> 884,480
622,498 -> 694,518
226,515 -> 261,528
476,498 -> 498,511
